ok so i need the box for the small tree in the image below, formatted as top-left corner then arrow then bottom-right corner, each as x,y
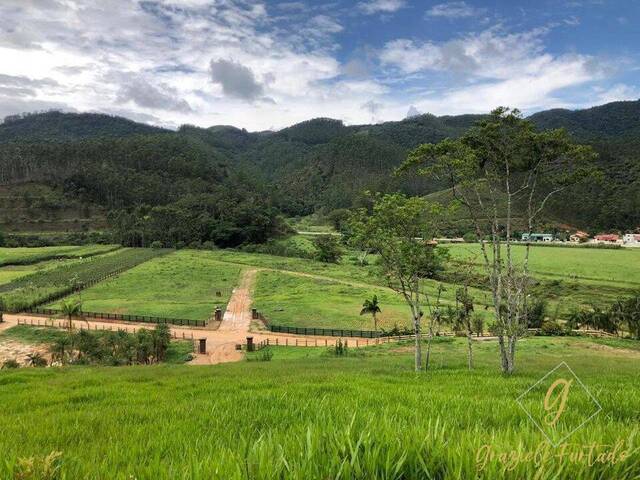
59,299 -> 82,332
350,193 -> 447,371
152,323 -> 172,362
313,235 -> 342,263
399,107 -> 597,374
360,295 -> 382,332
50,335 -> 73,365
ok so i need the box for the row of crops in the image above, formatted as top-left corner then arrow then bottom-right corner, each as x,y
0,248 -> 168,312
0,245 -> 121,267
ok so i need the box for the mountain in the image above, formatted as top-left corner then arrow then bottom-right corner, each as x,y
1,100 -> 639,239
0,111 -> 168,142
528,100 -> 640,140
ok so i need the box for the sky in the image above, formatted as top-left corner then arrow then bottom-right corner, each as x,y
0,0 -> 638,131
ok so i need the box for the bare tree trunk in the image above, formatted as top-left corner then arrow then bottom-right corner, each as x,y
413,309 -> 422,371
498,335 -> 509,372
425,323 -> 433,370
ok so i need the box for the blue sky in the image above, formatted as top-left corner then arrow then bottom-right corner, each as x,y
0,0 -> 638,130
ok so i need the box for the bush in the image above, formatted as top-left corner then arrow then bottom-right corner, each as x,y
150,240 -> 163,249
540,320 -> 564,336
334,338 -> 348,356
526,298 -> 547,328
1,359 -> 19,369
462,232 -> 477,243
27,352 -> 48,367
313,235 -> 342,263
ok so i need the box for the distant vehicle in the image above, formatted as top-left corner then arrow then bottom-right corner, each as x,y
521,233 -> 554,242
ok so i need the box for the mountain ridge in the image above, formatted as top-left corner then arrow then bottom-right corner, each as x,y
1,99 -> 639,233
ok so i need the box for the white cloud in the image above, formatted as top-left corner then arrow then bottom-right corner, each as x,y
358,0 -> 406,15
0,1 -> 633,130
426,1 -> 481,18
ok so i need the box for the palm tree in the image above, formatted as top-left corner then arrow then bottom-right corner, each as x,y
50,335 -> 72,365
59,299 -> 82,332
360,295 -> 381,332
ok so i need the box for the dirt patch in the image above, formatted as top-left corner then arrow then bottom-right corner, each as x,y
580,342 -> 640,358
0,339 -> 50,366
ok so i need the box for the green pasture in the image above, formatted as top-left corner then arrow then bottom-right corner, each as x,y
56,250 -> 242,320
0,244 -> 118,266
1,248 -> 163,312
1,336 -> 639,479
253,270 -> 493,330
444,243 -> 640,287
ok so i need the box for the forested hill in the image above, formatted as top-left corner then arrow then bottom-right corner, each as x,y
0,111 -> 168,142
1,99 -> 639,240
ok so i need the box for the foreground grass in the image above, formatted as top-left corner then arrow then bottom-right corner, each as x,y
1,337 -> 639,479
58,250 -> 242,320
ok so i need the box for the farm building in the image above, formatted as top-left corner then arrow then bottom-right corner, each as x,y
594,234 -> 620,244
570,231 -> 589,242
521,233 -> 554,242
623,234 -> 640,245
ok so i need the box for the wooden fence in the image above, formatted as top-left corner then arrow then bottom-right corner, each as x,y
25,307 -> 207,327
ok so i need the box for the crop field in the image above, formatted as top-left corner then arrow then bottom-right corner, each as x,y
0,258 -> 83,286
0,248 -> 166,312
1,336 -> 639,479
0,244 -> 119,266
54,250 -> 242,320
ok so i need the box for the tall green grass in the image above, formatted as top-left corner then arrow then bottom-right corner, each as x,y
0,337 -> 638,479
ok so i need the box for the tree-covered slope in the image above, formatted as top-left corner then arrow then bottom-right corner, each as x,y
1,100 -> 639,235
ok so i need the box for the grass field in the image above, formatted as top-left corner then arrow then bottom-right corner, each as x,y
444,243 -> 640,313
253,270 -> 493,330
444,243 -> 640,287
0,245 -> 119,266
0,248 -> 165,312
0,336 -> 638,479
253,270 -> 412,329
0,258 -> 81,286
53,250 -> 242,320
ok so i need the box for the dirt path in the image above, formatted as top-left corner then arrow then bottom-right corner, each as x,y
218,269 -> 257,333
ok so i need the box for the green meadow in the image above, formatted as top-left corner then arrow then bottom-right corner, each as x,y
53,250 -> 242,320
252,269 -> 492,330
0,245 -> 119,266
1,336 -> 639,479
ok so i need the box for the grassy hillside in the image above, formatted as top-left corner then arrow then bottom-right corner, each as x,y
0,337 -> 638,479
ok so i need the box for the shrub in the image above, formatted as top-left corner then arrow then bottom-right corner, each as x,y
540,320 -> 564,336
1,358 -> 19,369
26,352 -> 48,367
150,240 -> 163,249
313,235 -> 342,263
462,232 -> 477,243
526,298 -> 547,328
334,338 -> 348,356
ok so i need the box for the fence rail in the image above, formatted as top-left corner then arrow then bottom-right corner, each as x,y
268,324 -> 389,338
25,307 -> 207,327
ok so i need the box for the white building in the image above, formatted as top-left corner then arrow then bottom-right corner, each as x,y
623,234 -> 640,245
